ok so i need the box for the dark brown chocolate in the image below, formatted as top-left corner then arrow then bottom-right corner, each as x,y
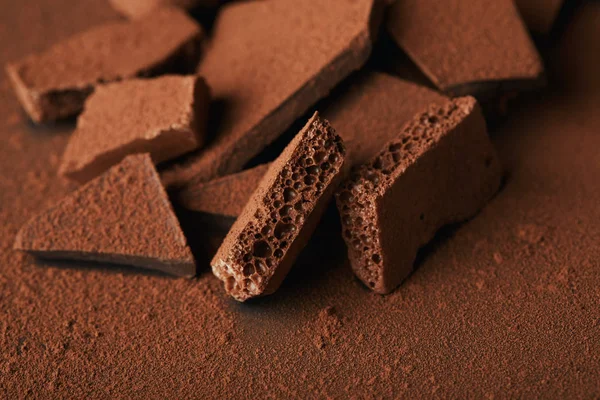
59,75 -> 210,184
516,0 -> 564,34
160,0 -> 383,189
14,154 -> 196,277
386,0 -> 544,99
177,163 -> 271,217
211,113 -> 346,301
109,0 -> 220,19
336,97 -> 502,293
5,7 -> 202,123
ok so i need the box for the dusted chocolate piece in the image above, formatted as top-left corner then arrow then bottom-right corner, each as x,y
59,76 -> 209,183
161,0 -> 383,188
5,8 -> 202,123
516,0 -> 564,34
109,0 -> 220,19
336,97 -> 502,294
212,113 -> 346,301
14,154 -> 196,277
386,0 -> 544,98
178,163 -> 270,217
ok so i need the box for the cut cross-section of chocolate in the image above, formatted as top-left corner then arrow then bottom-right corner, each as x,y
336,97 -> 502,294
211,113 -> 346,302
5,7 -> 202,123
161,0 -> 383,189
59,75 -> 210,184
386,0 -> 544,99
14,154 -> 196,277
109,0 -> 221,19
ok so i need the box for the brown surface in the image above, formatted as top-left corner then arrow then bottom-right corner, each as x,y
160,0 -> 383,188
178,163 -> 270,217
14,154 -> 196,277
5,7 -> 202,123
1,1 -> 600,398
516,0 -> 564,34
337,97 -> 502,293
212,113 -> 346,301
109,0 -> 220,19
386,0 -> 544,97
60,75 -> 209,183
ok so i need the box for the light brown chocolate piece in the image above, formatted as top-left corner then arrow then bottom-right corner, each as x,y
14,154 -> 196,277
178,164 -> 271,217
336,97 -> 502,294
161,0 -> 383,189
59,75 -> 209,183
5,7 -> 202,123
211,113 -> 346,301
386,0 -> 544,98
109,0 -> 220,19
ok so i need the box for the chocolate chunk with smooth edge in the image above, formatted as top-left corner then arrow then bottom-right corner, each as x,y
211,113 -> 346,301
5,7 -> 202,123
109,0 -> 220,19
515,0 -> 564,34
59,75 -> 209,183
14,154 -> 196,277
336,97 -> 502,294
161,0 -> 383,189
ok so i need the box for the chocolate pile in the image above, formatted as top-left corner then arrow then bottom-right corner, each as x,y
7,0 -> 559,303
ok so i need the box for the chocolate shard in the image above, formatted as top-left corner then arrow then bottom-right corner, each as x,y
386,0 -> 544,99
177,163 -> 271,218
161,0 -> 384,189
5,8 -> 202,123
211,113 -> 346,302
515,0 -> 564,34
109,0 -> 220,19
336,97 -> 502,294
14,154 -> 196,277
59,75 -> 210,184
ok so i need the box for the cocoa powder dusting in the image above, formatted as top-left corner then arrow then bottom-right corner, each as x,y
1,1 -> 600,398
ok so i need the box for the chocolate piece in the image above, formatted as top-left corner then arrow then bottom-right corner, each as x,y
5,7 -> 202,123
211,113 -> 346,301
336,97 -> 502,294
161,0 -> 383,189
386,0 -> 544,99
516,0 -> 564,34
109,0 -> 220,19
14,154 -> 195,277
59,76 -> 209,183
178,163 -> 270,217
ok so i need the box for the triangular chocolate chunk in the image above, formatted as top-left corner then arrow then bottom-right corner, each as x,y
14,154 -> 196,277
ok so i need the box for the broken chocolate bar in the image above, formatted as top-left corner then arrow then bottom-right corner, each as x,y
109,0 -> 220,19
386,0 -> 544,99
161,0 -> 383,189
211,113 -> 346,301
177,163 -> 271,217
14,154 -> 196,277
336,97 -> 502,294
5,7 -> 202,123
59,75 -> 210,183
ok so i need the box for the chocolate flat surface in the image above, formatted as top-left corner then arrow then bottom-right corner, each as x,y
1,1 -> 600,398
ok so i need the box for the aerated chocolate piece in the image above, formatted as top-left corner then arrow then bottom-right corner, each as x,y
109,0 -> 220,19
386,0 -> 544,98
5,8 -> 202,123
14,154 -> 196,277
161,0 -> 383,188
212,113 -> 346,302
59,76 -> 210,183
178,164 -> 270,217
336,97 -> 502,294
516,0 -> 564,34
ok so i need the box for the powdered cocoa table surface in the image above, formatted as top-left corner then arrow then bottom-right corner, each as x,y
1,1 -> 599,398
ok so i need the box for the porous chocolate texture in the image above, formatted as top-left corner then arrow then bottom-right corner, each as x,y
59,75 -> 210,183
14,154 -> 196,277
386,0 -> 544,100
160,0 -> 384,189
109,0 -> 221,19
177,163 -> 271,217
5,7 -> 202,123
336,97 -> 502,294
211,113 -> 346,302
